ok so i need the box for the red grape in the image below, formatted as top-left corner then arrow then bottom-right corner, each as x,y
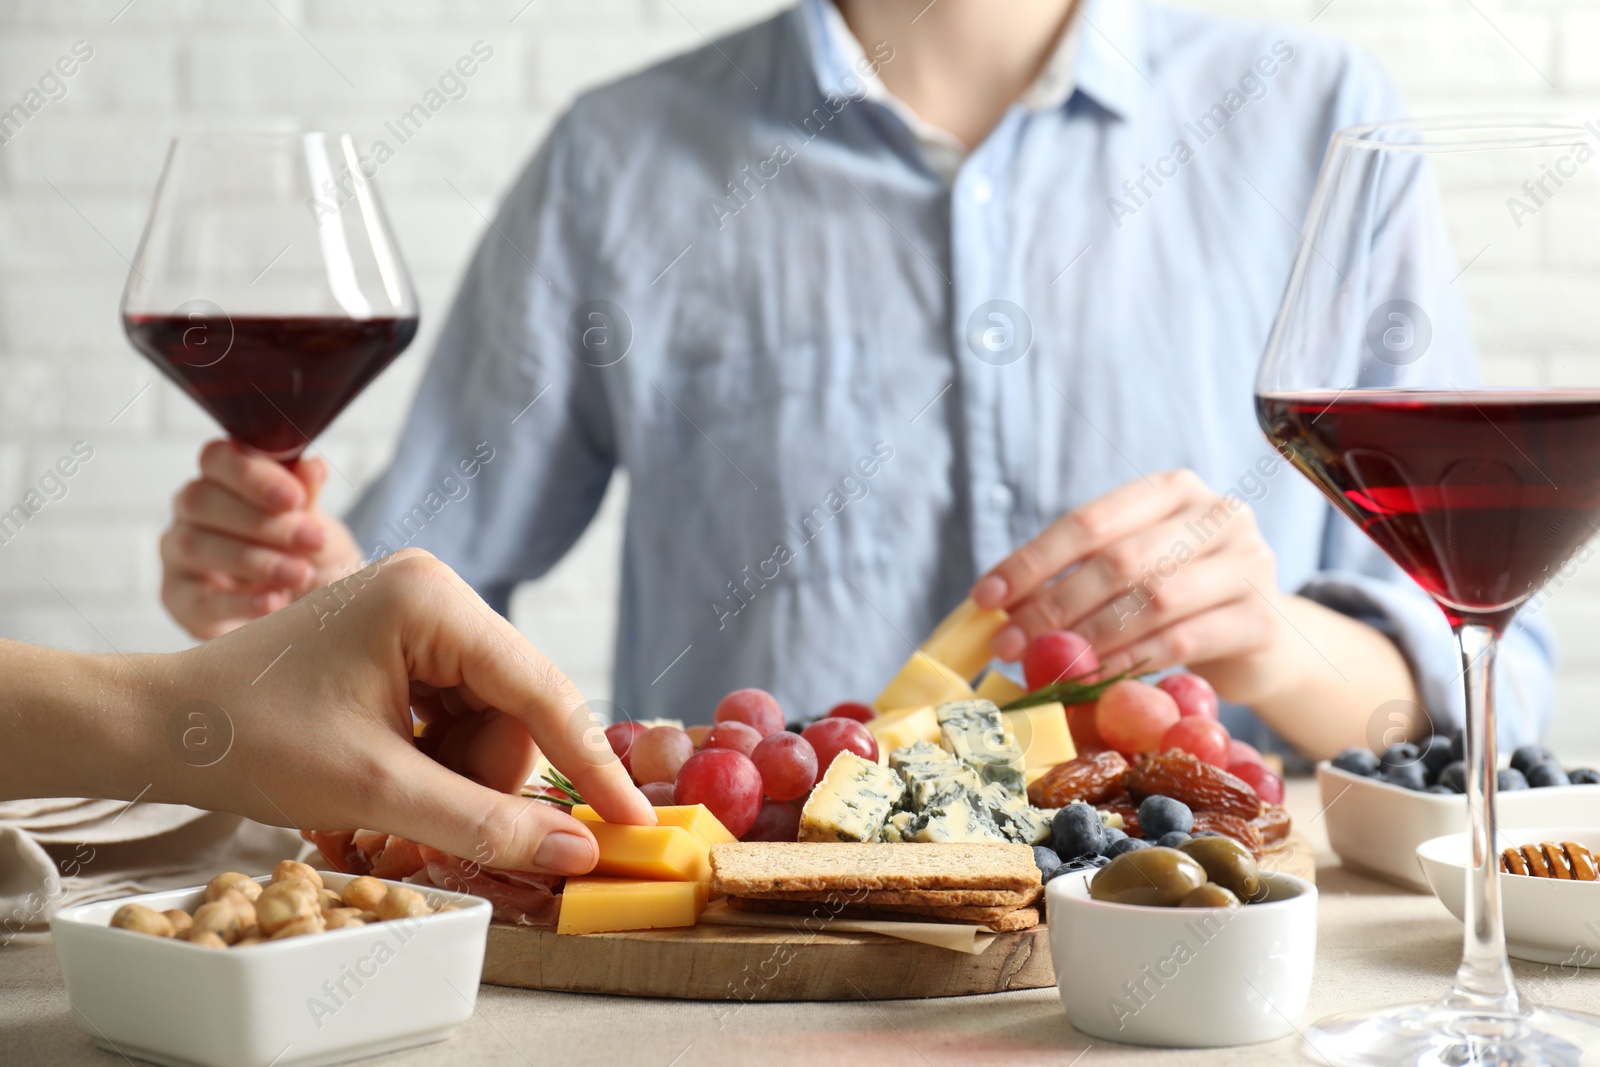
674,749 -> 763,838
639,781 -> 677,806
1229,760 -> 1284,805
751,732 -> 819,801
743,799 -> 802,842
1227,738 -> 1263,768
714,688 -> 786,737
703,721 -> 762,758
1158,673 -> 1220,720
826,701 -> 876,724
1023,631 -> 1100,690
1095,680 -> 1180,756
1065,704 -> 1107,753
630,726 -> 694,784
801,718 -> 878,773
1159,717 -> 1231,767
686,724 -> 712,749
604,721 -> 648,776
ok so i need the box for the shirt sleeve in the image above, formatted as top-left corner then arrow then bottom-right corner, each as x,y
1288,43 -> 1555,750
343,112 -> 617,614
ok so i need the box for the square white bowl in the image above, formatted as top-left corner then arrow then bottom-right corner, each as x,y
1317,762 -> 1600,891
50,871 -> 491,1067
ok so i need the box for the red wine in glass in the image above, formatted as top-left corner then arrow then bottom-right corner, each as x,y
122,133 -> 417,463
124,313 -> 418,460
1257,389 -> 1600,630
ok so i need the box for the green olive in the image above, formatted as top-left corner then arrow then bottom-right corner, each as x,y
1089,846 -> 1207,907
1179,836 -> 1261,901
1179,882 -> 1241,908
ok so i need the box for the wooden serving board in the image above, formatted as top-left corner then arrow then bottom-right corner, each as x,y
479,832 -> 1314,1001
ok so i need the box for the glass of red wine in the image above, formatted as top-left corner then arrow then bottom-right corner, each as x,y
1257,117 -> 1600,1064
122,132 -> 418,463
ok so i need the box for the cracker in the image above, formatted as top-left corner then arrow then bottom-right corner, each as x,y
734,886 -> 1039,907
726,896 -> 1041,932
710,842 -> 1041,896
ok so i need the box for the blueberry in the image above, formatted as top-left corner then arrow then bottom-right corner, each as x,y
1101,827 -> 1128,852
1571,768 -> 1600,786
1510,744 -> 1558,778
1384,763 -> 1428,791
1381,742 -> 1422,773
1449,729 -> 1466,762
1047,854 -> 1109,881
1104,837 -> 1151,859
1418,735 -> 1455,777
1497,767 -> 1530,792
1137,795 -> 1194,838
1051,802 -> 1106,860
1423,784 -> 1453,794
1331,747 -> 1381,777
1032,845 -> 1062,876
1525,761 -> 1570,789
1438,761 -> 1467,793
1156,831 -> 1192,848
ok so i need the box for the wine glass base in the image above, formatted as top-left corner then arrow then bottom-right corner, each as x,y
1304,1002 -> 1600,1066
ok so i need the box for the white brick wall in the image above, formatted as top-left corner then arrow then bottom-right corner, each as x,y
2,0 -> 1597,751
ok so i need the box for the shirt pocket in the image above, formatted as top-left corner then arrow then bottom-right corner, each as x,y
633,334 -> 893,590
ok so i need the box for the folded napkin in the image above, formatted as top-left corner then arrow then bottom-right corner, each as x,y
0,798 -> 304,932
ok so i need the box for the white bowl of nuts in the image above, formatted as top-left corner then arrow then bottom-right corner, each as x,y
49,860 -> 491,1067
1417,827 -> 1600,969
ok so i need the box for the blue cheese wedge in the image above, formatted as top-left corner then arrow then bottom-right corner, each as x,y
798,751 -> 905,842
978,782 -> 1053,845
888,741 -> 983,812
877,811 -> 915,843
905,795 -> 1009,843
936,699 -> 1028,796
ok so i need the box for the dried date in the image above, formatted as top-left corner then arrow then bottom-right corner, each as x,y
1028,751 -> 1130,808
1124,750 -> 1263,820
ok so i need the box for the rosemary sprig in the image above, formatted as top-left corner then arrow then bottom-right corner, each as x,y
523,766 -> 585,808
998,660 -> 1150,711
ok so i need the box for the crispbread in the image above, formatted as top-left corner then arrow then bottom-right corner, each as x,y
710,842 -> 1041,896
726,896 -> 1041,932
734,886 -> 1039,907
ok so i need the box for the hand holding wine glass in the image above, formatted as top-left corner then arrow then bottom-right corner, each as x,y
124,133 -> 412,637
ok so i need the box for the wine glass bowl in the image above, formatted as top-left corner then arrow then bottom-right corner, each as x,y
1257,117 -> 1600,1065
121,132 -> 418,461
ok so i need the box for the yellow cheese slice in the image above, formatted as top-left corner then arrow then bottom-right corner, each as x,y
873,652 -> 975,713
1001,702 -> 1077,771
557,877 -> 706,935
917,598 -> 1009,681
866,705 -> 941,754
1025,764 -> 1053,787
570,804 -> 736,848
973,670 -> 1027,706
587,822 -> 711,884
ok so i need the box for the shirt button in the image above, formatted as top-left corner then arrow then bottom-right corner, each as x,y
989,483 -> 1015,512
970,176 -> 993,204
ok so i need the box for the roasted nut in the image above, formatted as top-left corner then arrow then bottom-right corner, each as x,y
358,910 -> 380,924
186,930 -> 229,950
317,888 -> 344,914
255,880 -> 317,935
269,914 -> 326,940
234,934 -> 266,947
375,885 -> 430,921
204,872 -> 263,903
271,860 -> 324,890
111,903 -> 174,937
1180,882 -> 1242,908
436,904 -> 459,913
1089,847 -> 1207,907
341,876 -> 387,913
1179,835 -> 1262,901
192,901 -> 247,944
163,909 -> 194,938
324,908 -> 367,930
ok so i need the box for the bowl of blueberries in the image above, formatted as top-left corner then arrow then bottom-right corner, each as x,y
1317,733 -> 1600,891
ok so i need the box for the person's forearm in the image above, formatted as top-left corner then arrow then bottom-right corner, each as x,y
1206,596 -> 1423,761
0,640 -> 172,802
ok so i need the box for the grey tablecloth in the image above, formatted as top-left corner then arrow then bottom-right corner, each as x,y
5,781 -> 1598,1066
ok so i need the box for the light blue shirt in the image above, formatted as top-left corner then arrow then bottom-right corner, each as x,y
347,0 -> 1554,749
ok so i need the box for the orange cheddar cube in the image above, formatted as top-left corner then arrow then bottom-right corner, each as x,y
557,877 -> 707,935
586,822 -> 711,883
570,803 -> 735,848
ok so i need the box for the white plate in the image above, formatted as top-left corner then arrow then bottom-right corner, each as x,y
50,872 -> 491,1067
1417,827 -> 1600,968
1316,762 -> 1600,891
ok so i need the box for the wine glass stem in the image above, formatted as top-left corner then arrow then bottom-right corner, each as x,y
1445,622 -> 1519,1016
